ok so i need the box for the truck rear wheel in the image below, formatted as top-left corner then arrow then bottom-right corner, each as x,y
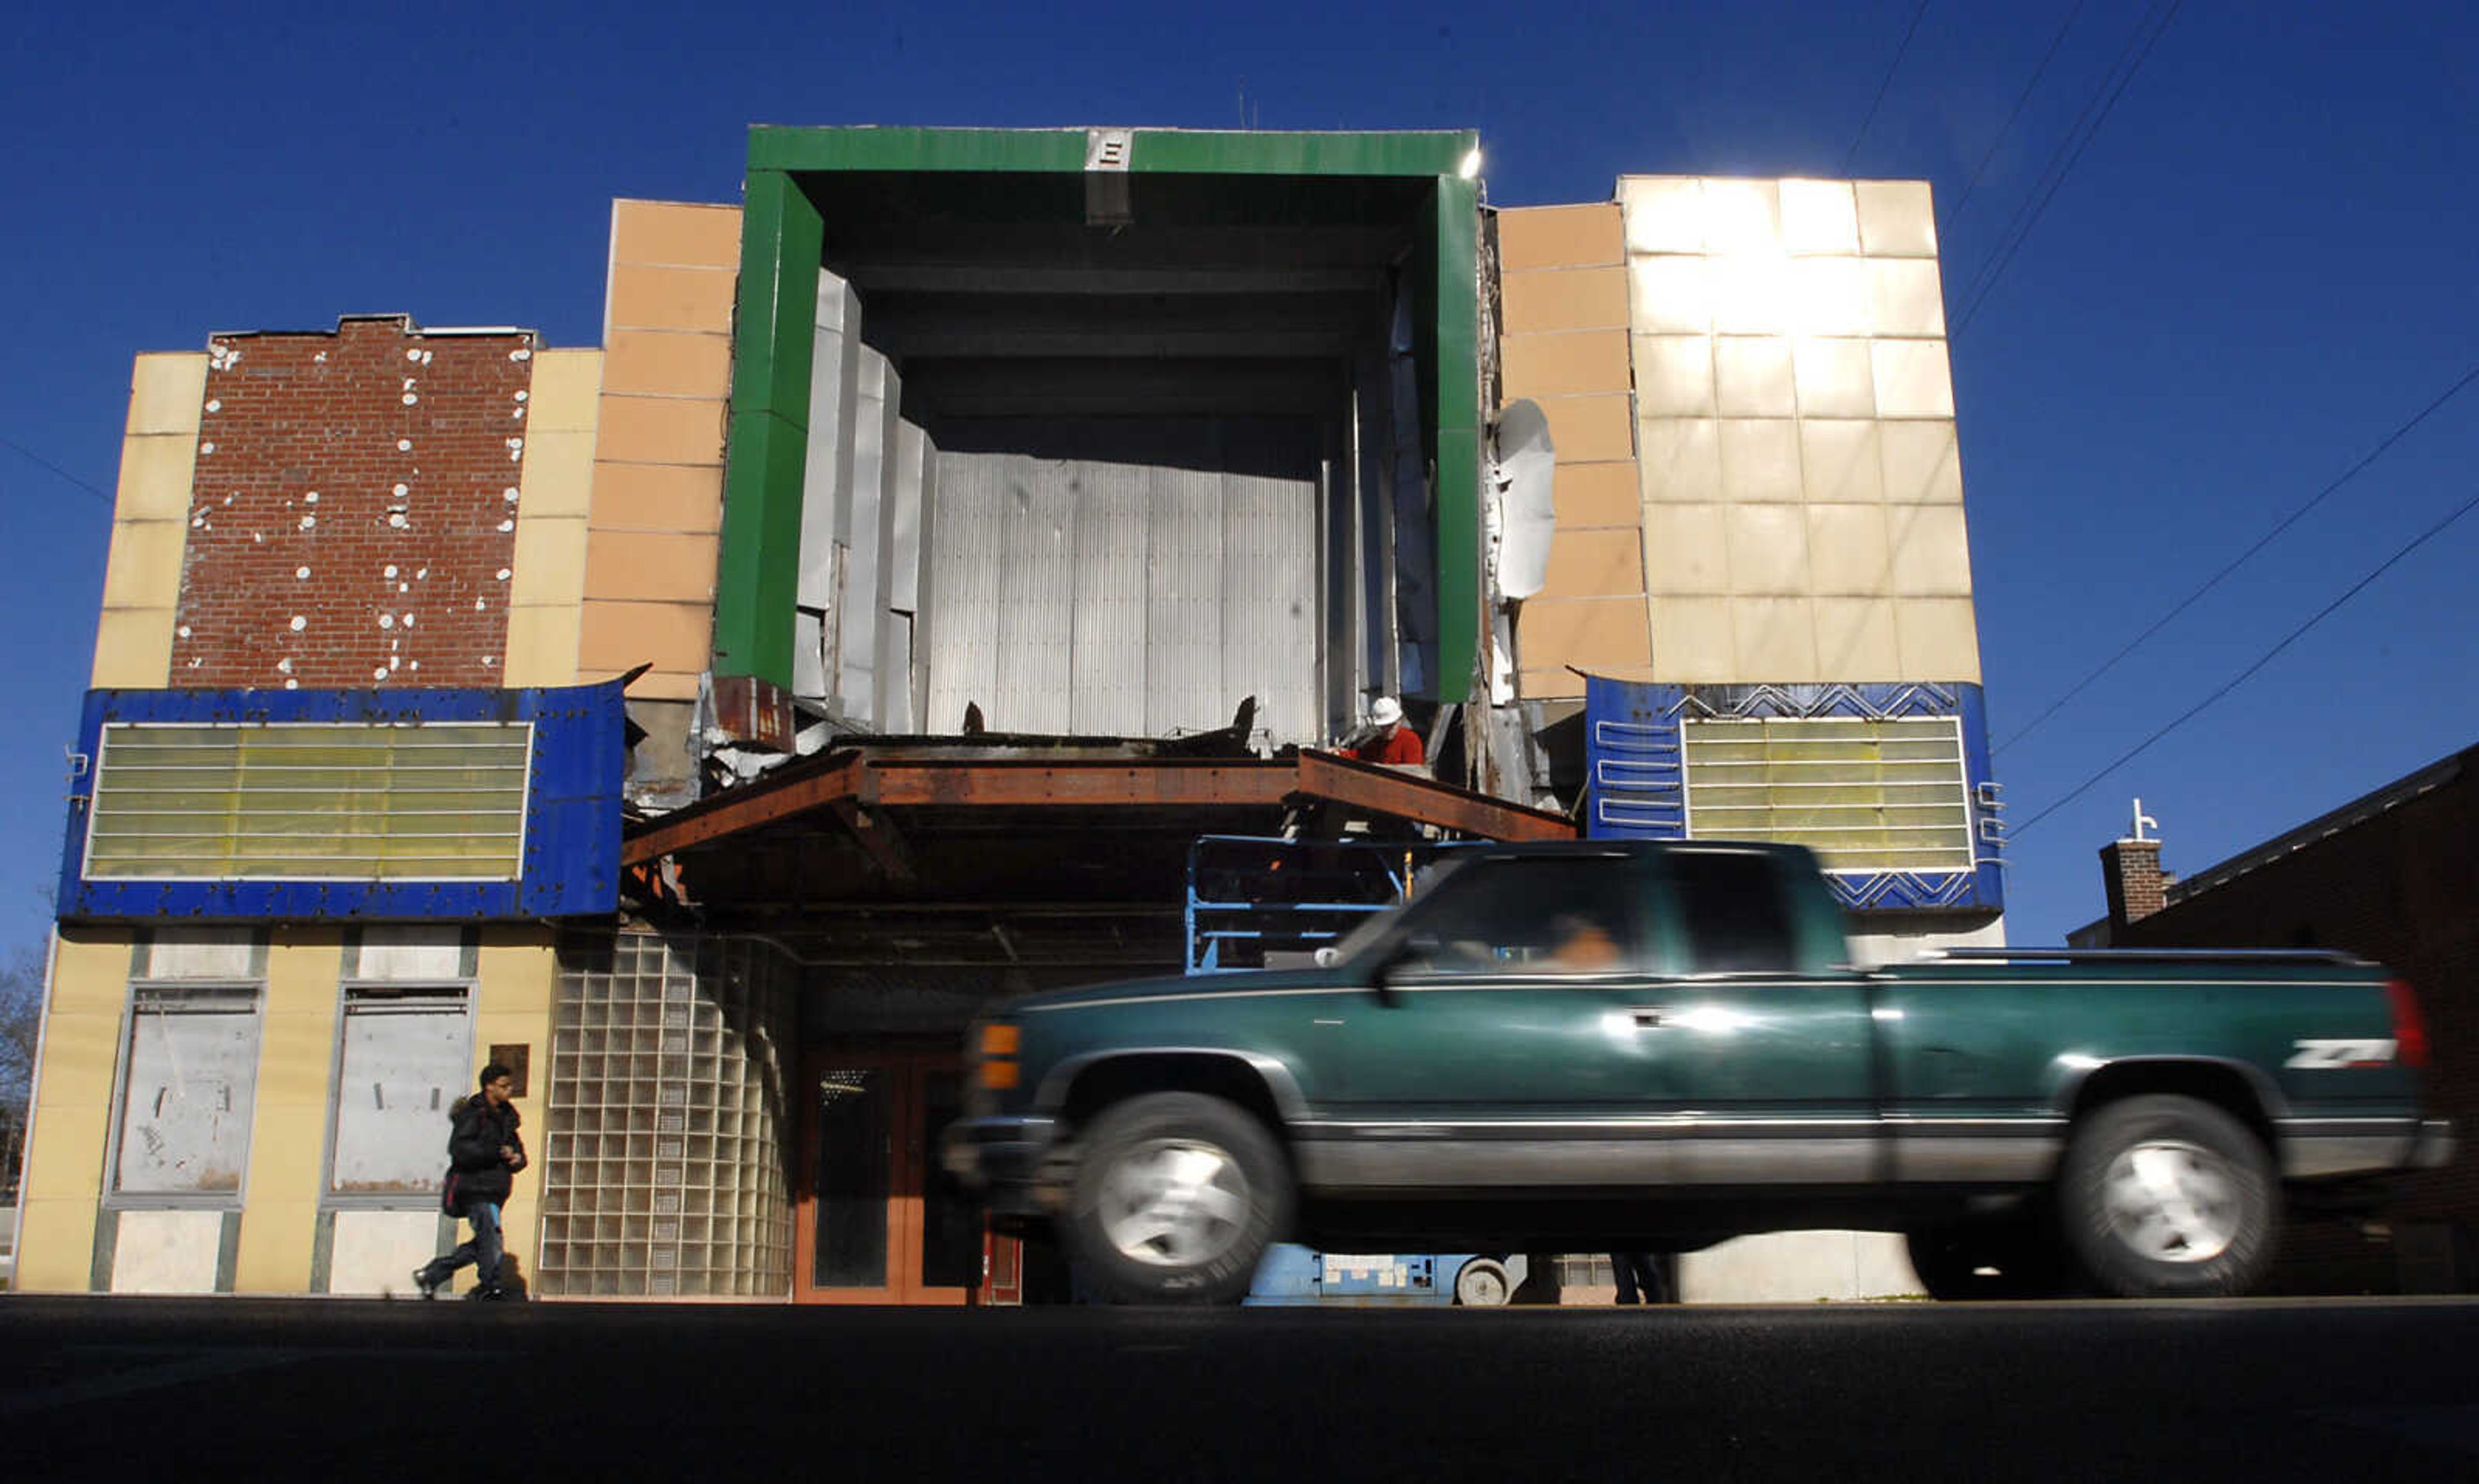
2059,1094 -> 2277,1297
1062,1092 -> 1292,1305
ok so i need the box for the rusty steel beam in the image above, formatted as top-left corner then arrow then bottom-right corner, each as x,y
1293,751 -> 1576,841
862,757 -> 1299,809
621,752 -> 867,865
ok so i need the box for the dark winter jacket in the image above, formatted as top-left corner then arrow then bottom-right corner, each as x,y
444,1095 -> 527,1212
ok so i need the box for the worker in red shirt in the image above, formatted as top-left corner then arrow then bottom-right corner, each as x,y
1351,696 -> 1426,767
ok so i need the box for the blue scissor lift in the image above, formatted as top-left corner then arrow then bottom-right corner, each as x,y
1183,835 -> 1526,1306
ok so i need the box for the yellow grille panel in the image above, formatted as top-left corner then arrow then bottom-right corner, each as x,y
1682,717 -> 1972,872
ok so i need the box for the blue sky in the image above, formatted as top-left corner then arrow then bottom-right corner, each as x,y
3,0 -> 2474,948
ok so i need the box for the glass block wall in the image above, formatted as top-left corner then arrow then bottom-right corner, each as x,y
538,931 -> 796,1297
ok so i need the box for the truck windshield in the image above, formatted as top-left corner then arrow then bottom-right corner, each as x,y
1330,854 -> 1646,973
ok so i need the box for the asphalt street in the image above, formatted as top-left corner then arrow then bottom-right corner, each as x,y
5,1296 -> 2477,1481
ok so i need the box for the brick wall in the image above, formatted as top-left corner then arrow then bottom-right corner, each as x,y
172,316 -> 536,689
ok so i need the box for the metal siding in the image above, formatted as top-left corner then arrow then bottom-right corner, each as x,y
1147,464 -> 1225,737
877,422 -> 929,728
994,456 -> 1078,734
796,276 -> 859,701
924,452 -> 1005,735
1221,467 -> 1316,746
1070,462 -> 1151,737
838,350 -> 892,721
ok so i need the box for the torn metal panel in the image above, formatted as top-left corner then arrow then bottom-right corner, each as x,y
923,452 -> 1005,735
797,276 -> 862,702
838,347 -> 894,720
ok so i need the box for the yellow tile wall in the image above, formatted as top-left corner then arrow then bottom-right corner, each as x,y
229,931 -> 345,1292
583,199 -> 741,704
1496,203 -> 1649,702
504,349 -> 604,686
471,927 -> 560,1288
92,354 -> 207,688
13,931 -> 128,1291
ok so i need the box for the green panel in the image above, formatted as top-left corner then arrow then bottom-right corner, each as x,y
713,410 -> 808,686
1130,130 -> 1476,178
730,170 -> 822,427
1430,175 -> 1483,703
748,127 -> 1087,174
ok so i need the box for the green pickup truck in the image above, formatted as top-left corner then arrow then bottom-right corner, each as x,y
942,840 -> 2453,1303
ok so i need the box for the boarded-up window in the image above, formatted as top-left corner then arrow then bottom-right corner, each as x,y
328,988 -> 470,1197
114,986 -> 261,1196
83,722 -> 533,881
1681,717 -> 1973,873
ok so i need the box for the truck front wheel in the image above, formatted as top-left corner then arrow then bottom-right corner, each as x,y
2059,1094 -> 2278,1297
1062,1092 -> 1293,1305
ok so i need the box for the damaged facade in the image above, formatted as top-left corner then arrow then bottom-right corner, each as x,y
17,127 -> 2000,1301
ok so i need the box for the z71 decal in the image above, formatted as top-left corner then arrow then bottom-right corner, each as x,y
2286,1039 -> 2398,1069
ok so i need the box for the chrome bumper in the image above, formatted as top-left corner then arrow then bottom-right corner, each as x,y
2411,1117 -> 2458,1170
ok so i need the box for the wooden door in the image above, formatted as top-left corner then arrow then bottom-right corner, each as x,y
794,1048 -> 985,1305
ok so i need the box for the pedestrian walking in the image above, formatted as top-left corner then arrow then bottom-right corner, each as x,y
1612,1250 -> 1668,1305
414,1062 -> 527,1300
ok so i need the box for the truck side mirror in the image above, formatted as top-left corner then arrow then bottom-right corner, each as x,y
1369,935 -> 1437,1006
1313,946 -> 1341,969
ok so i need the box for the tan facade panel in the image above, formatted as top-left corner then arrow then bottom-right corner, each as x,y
1649,595 -> 1735,682
1618,177 -> 1706,256
1807,503 -> 1893,595
587,530 -> 722,605
1887,503 -> 1976,596
1726,503 -> 1811,596
1518,667 -> 1586,701
1502,329 -> 1632,400
1501,265 -> 1631,334
1881,420 -> 1964,504
1714,336 -> 1796,418
502,603 -> 585,688
1780,179 -> 1861,256
114,434 -> 201,525
580,597 -> 714,679
126,353 -> 207,436
1638,418 -> 1724,504
1516,593 -> 1653,676
589,461 -> 726,534
1539,526 -> 1645,602
1868,257 -> 1948,338
1733,595 -> 1821,680
1801,420 -> 1885,504
593,394 -> 728,467
1496,203 -> 1624,271
1855,180 -> 1939,258
91,606 -> 176,689
1717,418 -> 1802,503
1536,394 -> 1636,465
1554,461 -> 1643,529
1644,503 -> 1731,595
99,519 -> 186,611
1895,596 -> 1983,680
232,935 -> 345,1294
612,199 -> 744,270
606,263 -> 737,336
1870,339 -> 1956,419
14,932 -> 138,1290
524,350 -> 606,432
1628,255 -> 1713,334
1633,334 -> 1715,418
510,514 -> 590,609
515,429 -> 598,522
1815,597 -> 1903,678
604,329 -> 735,400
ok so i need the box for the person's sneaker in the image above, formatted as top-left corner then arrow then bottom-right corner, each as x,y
411,1267 -> 442,1301
466,1284 -> 507,1301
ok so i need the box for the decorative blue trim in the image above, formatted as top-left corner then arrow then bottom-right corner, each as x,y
57,678 -> 630,922
1582,677 -> 2005,915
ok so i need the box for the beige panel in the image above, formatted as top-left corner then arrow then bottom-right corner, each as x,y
1617,177 -> 1705,256
579,598 -> 715,677
612,199 -> 744,269
604,329 -> 736,400
1638,418 -> 1724,503
1715,336 -> 1796,418
1733,596 -> 1821,680
1501,267 -> 1631,334
1535,394 -> 1636,464
1516,595 -> 1653,675
593,394 -> 728,467
329,1210 -> 447,1297
1699,179 -> 1782,256
1887,504 -> 1976,596
15,934 -> 125,1288
1793,338 -> 1877,419
1815,598 -> 1902,678
1787,256 -> 1870,337
1497,203 -> 1625,270
1780,179 -> 1861,256
1539,527 -> 1644,601
473,933 -> 561,1286
615,667 -> 702,702
1708,254 -> 1791,334
1517,667 -> 1587,702
509,515 -> 589,608
589,461 -> 726,533
114,432 -> 201,523
1650,596 -> 1735,682
112,1208 -> 225,1294
1719,419 -> 1803,503
587,530 -> 722,604
502,605 -> 584,687
1895,597 -> 1983,680
14,1198 -> 101,1292
1727,504 -> 1810,596
524,351 -> 604,432
1555,462 -> 1645,529
1802,425 -> 1882,509
99,520 -> 187,609
1808,505 -> 1893,595
1856,181 -> 1939,258
91,606 -> 176,688
1871,340 -> 1956,419
1627,256 -> 1713,334
1504,329 -> 1632,399
515,429 -> 598,521
1881,420 -> 1964,504
1634,335 -> 1715,418
606,263 -> 737,335
1867,258 -> 1948,338
233,935 -> 345,1293
1644,504 -> 1730,595
27,1001 -> 119,1110
127,353 -> 209,436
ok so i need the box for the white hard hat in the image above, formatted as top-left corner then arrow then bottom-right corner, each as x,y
1368,696 -> 1403,727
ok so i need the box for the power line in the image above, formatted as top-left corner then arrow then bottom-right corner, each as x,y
1952,0 -> 2184,340
1997,358 -> 2479,755
1,434 -> 113,507
1841,0 -> 1934,176
1943,0 -> 2089,233
2012,483 -> 2479,838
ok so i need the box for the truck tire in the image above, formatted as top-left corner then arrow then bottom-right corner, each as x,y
2058,1094 -> 2277,1298
1453,1257 -> 1513,1306
1062,1092 -> 1293,1305
1906,1217 -> 2064,1300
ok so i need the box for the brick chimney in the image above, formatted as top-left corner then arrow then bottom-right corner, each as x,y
2099,798 -> 2168,926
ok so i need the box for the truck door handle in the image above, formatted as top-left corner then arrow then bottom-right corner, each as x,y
1628,1009 -> 1666,1028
